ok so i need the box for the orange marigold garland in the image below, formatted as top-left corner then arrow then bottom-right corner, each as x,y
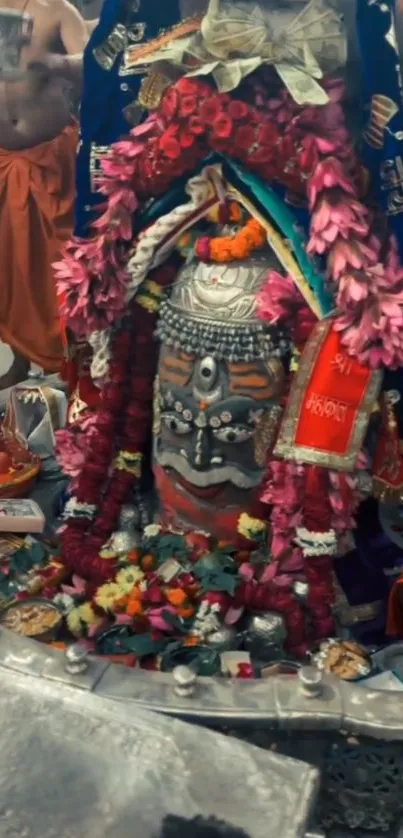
196,217 -> 267,263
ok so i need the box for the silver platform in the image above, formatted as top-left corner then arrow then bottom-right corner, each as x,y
1,628 -> 403,834
0,645 -> 318,838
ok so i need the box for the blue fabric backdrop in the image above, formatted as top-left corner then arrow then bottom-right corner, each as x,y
358,0 -> 403,258
75,0 -> 181,237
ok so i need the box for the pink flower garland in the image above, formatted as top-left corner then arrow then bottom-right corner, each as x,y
261,459 -> 304,572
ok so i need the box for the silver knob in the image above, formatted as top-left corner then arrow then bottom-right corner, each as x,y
173,665 -> 197,698
298,665 -> 323,698
65,643 -> 89,676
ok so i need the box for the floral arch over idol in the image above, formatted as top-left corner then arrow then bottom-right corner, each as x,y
53,0 -> 403,674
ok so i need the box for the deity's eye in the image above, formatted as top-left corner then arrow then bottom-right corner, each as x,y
162,413 -> 192,435
213,425 -> 254,443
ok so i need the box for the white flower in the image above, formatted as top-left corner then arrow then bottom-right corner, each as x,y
53,593 -> 75,614
143,523 -> 161,539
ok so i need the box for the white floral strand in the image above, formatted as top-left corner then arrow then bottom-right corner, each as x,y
62,497 -> 97,520
89,328 -> 113,384
295,527 -> 337,557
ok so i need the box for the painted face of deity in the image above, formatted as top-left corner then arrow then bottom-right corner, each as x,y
153,255 -> 288,540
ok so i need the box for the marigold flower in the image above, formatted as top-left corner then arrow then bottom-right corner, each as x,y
116,566 -> 144,594
141,554 -> 157,572
165,588 -> 188,607
126,598 -> 144,618
94,582 -> 122,612
127,548 -> 142,564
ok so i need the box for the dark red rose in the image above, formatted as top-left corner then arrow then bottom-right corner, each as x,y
180,94 -> 198,117
258,123 -> 279,146
212,113 -> 233,140
159,135 -> 182,160
188,115 -> 206,136
234,125 -> 256,150
143,583 -> 165,606
248,145 -> 272,165
228,99 -> 249,121
180,130 -> 196,149
200,96 -> 223,124
161,87 -> 180,120
176,78 -> 202,96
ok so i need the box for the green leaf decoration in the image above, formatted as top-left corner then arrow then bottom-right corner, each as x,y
9,542 -> 48,575
199,572 -> 239,596
193,552 -> 239,595
0,581 -> 10,598
9,549 -> 30,575
161,641 -> 221,676
160,609 -> 191,634
95,627 -> 131,656
29,542 -> 47,566
215,543 -> 237,557
155,534 -> 189,562
122,633 -> 168,658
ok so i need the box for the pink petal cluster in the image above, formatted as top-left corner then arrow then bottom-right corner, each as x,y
308,194 -> 370,253
62,574 -> 87,596
257,271 -> 317,348
307,157 -> 357,209
55,240 -> 129,335
261,459 -> 304,571
335,256 -> 403,367
53,120 -> 159,336
307,153 -> 403,369
147,605 -> 177,633
55,414 -> 98,489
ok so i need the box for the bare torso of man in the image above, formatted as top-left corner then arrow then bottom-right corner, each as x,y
0,0 -> 87,150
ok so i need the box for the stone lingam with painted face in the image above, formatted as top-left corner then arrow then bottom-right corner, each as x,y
153,249 -> 289,541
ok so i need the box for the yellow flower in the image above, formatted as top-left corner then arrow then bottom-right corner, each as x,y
137,295 -> 160,313
78,603 -> 99,626
290,350 -> 301,373
237,512 -> 267,540
115,566 -> 144,594
144,279 -> 163,297
114,451 -> 143,477
66,607 -> 84,637
66,603 -> 101,637
94,582 -> 122,612
99,547 -> 119,559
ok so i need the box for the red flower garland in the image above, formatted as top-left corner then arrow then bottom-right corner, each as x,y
61,261 -> 179,582
302,466 -> 336,641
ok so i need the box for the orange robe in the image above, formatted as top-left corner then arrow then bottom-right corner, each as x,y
0,122 -> 77,371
